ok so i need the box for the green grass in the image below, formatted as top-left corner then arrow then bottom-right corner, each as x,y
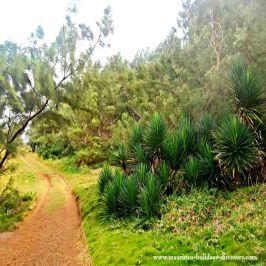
49,157 -> 266,266
0,155 -> 46,231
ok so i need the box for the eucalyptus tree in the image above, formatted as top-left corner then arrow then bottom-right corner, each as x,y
0,7 -> 113,168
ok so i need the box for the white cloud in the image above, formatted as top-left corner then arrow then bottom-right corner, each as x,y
0,0 -> 181,62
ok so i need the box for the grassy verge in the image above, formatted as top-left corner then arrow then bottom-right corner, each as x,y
0,155 -> 46,232
45,156 -> 266,266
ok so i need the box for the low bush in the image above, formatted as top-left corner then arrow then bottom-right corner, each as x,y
139,174 -> 163,218
99,167 -> 163,219
101,170 -> 124,218
214,115 -> 258,178
117,177 -> 138,216
0,178 -> 35,231
97,165 -> 113,195
75,148 -> 105,167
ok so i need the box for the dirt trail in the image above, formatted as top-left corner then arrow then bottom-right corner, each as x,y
0,155 -> 89,266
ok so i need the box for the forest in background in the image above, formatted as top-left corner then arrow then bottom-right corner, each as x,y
25,0 -> 266,167
0,0 -> 265,168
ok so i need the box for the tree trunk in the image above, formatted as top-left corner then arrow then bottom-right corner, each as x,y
0,150 -> 9,169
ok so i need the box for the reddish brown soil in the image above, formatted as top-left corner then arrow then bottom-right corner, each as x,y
0,173 -> 90,266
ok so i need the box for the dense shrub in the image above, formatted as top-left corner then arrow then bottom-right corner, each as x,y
229,58 -> 265,127
97,60 -> 264,219
197,142 -> 220,187
164,132 -> 185,171
182,156 -> 201,187
0,179 -> 34,231
214,115 -> 258,177
139,174 -> 163,218
35,134 -> 74,159
134,163 -> 149,187
144,112 -> 166,160
117,178 -> 138,216
75,148 -> 105,167
156,161 -> 170,189
98,165 -> 113,195
102,170 -> 124,218
99,167 -> 163,219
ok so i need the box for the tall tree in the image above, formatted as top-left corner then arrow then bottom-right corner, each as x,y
0,7 -> 113,168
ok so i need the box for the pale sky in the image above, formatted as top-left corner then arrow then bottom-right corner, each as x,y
0,0 -> 181,62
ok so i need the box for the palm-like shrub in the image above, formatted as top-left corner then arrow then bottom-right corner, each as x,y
164,132 -> 185,171
134,143 -> 148,164
118,178 -> 138,216
156,161 -> 170,189
134,163 -> 149,187
98,165 -> 113,195
199,113 -> 217,143
198,142 -> 219,186
102,170 -> 124,218
144,113 -> 166,159
139,174 -> 163,218
228,58 -> 265,127
178,116 -> 199,155
182,156 -> 201,186
112,144 -> 128,173
214,115 -> 258,176
128,124 -> 147,164
128,123 -> 144,150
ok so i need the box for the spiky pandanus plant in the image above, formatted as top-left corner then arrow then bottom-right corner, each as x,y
214,115 -> 258,184
98,164 -> 113,195
139,174 -> 163,218
197,141 -> 221,187
156,161 -> 170,190
199,113 -> 217,144
228,58 -> 265,132
112,144 -> 129,174
228,58 -> 265,178
182,156 -> 201,187
178,116 -> 199,155
101,170 -> 125,218
133,163 -> 149,187
164,132 -> 185,172
128,123 -> 148,165
117,177 -> 138,217
144,113 -> 167,172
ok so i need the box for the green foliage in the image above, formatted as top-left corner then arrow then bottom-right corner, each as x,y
139,174 -> 163,218
98,165 -> 113,195
182,156 -> 201,187
73,176 -> 266,266
164,132 -> 185,171
102,170 -> 124,218
128,124 -> 148,164
0,6 -> 113,167
117,177 -> 138,216
178,116 -> 199,155
198,141 -> 220,187
128,123 -> 144,150
134,144 -> 148,165
199,113 -> 217,143
0,178 -> 34,232
111,144 -> 128,171
134,163 -> 149,187
36,134 -> 74,159
75,148 -> 104,166
214,115 -> 258,176
156,161 -> 170,189
144,113 -> 166,158
229,58 -> 265,126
